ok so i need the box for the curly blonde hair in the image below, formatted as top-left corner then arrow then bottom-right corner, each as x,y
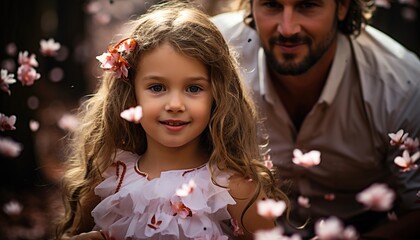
56,1 -> 289,237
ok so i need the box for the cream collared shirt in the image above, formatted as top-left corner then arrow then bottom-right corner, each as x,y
212,11 -> 420,223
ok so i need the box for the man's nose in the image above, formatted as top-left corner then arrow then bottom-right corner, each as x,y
276,8 -> 301,37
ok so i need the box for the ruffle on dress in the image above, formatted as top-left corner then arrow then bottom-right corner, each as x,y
91,150 -> 236,240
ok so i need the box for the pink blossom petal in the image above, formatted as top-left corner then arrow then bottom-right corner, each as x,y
230,219 -> 244,237
0,113 -> 16,131
388,129 -> 409,146
117,38 -> 137,53
257,198 -> 286,219
29,120 -> 39,132
17,64 -> 41,86
356,183 -> 395,211
58,114 -> 79,131
298,196 -> 311,208
40,38 -> 61,57
120,106 -> 143,124
18,51 -> 38,67
96,52 -> 118,69
315,216 -> 344,240
292,149 -> 321,168
0,137 -> 23,158
400,137 -> 419,152
375,0 -> 391,8
2,200 -> 23,216
254,227 -> 285,240
264,160 -> 273,169
1,69 -> 17,95
170,199 -> 192,218
176,179 -> 196,197
394,150 -> 419,172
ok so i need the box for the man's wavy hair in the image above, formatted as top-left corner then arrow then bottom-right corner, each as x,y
241,0 -> 376,36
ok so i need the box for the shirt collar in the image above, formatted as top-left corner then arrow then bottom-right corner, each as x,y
257,33 -> 351,106
319,33 -> 351,105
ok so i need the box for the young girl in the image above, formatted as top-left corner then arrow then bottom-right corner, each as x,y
56,2 -> 289,239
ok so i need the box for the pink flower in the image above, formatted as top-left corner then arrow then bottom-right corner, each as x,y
230,219 -> 244,236
1,69 -> 16,95
117,38 -> 137,53
58,114 -> 79,131
170,200 -> 192,218
375,0 -> 391,8
388,129 -> 408,146
96,38 -> 137,80
17,64 -> 41,86
18,51 -> 38,67
298,196 -> 311,208
120,106 -> 143,124
3,200 -> 23,216
264,160 -> 273,169
0,137 -> 22,158
394,150 -> 419,172
96,51 -> 119,69
40,38 -> 61,56
356,183 -> 395,211
257,199 -> 286,219
0,113 -> 16,131
315,217 -> 343,240
29,120 -> 39,132
400,137 -> 419,152
176,179 -> 196,197
255,226 -> 301,240
292,149 -> 321,168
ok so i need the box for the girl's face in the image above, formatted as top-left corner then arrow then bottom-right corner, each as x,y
134,42 -> 213,150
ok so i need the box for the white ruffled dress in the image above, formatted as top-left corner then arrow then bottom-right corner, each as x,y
91,150 -> 237,240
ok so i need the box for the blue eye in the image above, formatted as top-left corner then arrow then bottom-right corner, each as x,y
149,84 -> 165,92
187,85 -> 202,93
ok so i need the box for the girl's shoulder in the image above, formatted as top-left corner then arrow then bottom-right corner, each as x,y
227,173 -> 258,198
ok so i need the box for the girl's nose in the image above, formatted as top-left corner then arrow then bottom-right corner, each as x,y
164,92 -> 186,112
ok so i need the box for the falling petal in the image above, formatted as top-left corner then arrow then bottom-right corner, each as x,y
356,183 -> 395,211
257,199 -> 286,219
29,120 -> 40,132
3,200 -> 23,216
0,137 -> 23,158
292,149 -> 321,168
176,179 -> 196,197
40,38 -> 61,57
0,113 -> 16,131
120,106 -> 143,124
298,196 -> 311,208
58,114 -> 79,131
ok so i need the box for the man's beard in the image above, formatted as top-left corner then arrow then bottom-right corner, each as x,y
265,20 -> 337,76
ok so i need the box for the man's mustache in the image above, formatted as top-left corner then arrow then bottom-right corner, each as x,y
270,34 -> 311,45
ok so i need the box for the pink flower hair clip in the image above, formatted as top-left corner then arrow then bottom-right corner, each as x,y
96,38 -> 137,80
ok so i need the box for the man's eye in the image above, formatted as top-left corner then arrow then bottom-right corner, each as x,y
187,85 -> 202,93
298,2 -> 318,9
149,84 -> 165,92
262,1 -> 282,9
